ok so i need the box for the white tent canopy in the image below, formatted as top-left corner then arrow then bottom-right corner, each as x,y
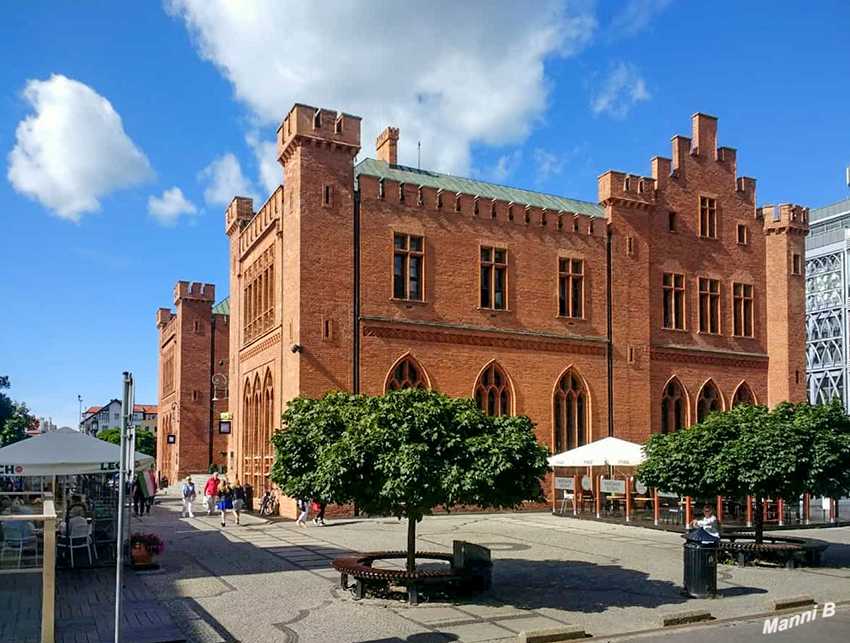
547,437 -> 645,467
0,427 -> 154,476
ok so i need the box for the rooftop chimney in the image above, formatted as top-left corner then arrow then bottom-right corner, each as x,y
376,127 -> 399,165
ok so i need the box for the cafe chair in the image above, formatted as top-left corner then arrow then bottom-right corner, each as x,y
57,520 -> 95,567
1,530 -> 39,569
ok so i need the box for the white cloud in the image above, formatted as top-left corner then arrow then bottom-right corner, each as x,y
7,74 -> 154,221
590,62 -> 651,119
533,149 -> 566,182
245,131 -> 281,195
488,150 -> 523,183
610,0 -> 675,39
166,0 -> 597,176
148,187 -> 198,226
199,153 -> 258,207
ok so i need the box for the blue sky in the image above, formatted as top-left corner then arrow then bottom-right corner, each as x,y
1,0 -> 848,428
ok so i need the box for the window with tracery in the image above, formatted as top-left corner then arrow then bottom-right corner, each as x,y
733,383 -> 754,407
661,379 -> 686,434
474,362 -> 512,416
386,355 -> 428,391
554,370 -> 588,451
697,381 -> 722,423
243,247 -> 275,344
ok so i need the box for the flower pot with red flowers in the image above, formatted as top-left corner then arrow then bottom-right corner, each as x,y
129,533 -> 164,569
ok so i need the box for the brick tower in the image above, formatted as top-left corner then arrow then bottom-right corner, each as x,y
763,204 -> 810,405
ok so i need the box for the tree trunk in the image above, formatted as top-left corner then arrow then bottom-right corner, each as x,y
407,518 -> 417,572
754,497 -> 764,544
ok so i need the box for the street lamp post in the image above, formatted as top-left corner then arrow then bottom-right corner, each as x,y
77,395 -> 83,431
210,372 -> 228,468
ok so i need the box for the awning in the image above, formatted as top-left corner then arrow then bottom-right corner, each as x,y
547,437 -> 645,467
0,428 -> 154,476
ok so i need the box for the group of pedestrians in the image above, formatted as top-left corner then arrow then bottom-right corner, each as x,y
181,471 -> 245,526
180,472 -> 327,528
296,498 -> 327,527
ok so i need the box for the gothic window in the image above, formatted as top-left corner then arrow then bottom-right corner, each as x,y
732,283 -> 754,337
553,369 -> 589,452
699,196 -> 717,238
385,355 -> 429,391
663,273 -> 686,330
242,379 -> 252,485
263,369 -> 274,477
661,378 -> 686,434
474,362 -> 512,416
697,380 -> 722,423
480,246 -> 508,310
733,382 -> 755,407
392,233 -> 424,301
558,258 -> 584,318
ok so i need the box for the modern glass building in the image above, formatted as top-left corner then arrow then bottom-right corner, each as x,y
805,197 -> 850,406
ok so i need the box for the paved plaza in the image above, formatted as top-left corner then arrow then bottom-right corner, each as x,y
117,493 -> 850,643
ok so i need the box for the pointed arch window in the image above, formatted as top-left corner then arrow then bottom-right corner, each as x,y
733,382 -> 754,407
474,362 -> 512,416
386,355 -> 428,391
661,379 -> 686,434
263,369 -> 274,476
554,369 -> 588,451
697,380 -> 722,423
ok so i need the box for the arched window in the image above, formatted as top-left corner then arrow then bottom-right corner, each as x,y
553,368 -> 589,452
263,369 -> 274,477
696,380 -> 722,423
242,379 -> 252,483
661,378 -> 687,434
733,382 -> 755,407
474,362 -> 512,416
385,354 -> 429,391
253,374 -> 262,490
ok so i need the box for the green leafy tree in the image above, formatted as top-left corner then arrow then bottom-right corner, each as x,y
97,428 -> 157,457
0,375 -> 17,444
271,389 -> 550,570
637,400 -> 850,542
0,401 -> 35,448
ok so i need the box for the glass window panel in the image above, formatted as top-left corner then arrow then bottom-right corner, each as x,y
481,247 -> 492,262
410,236 -> 423,252
494,249 -> 507,264
480,266 -> 491,307
393,254 -> 406,299
409,256 -> 421,300
494,267 -> 506,309
394,234 -> 406,249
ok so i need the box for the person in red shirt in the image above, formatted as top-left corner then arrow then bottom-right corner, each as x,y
203,472 -> 220,517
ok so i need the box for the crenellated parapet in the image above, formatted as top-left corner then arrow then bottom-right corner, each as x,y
277,104 -> 361,165
226,196 -> 254,237
238,186 -> 283,257
760,204 -> 810,237
358,173 -> 606,238
174,281 -> 215,305
156,307 -> 174,329
598,171 -> 657,210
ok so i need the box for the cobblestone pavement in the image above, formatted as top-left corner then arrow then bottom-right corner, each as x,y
137,493 -> 850,643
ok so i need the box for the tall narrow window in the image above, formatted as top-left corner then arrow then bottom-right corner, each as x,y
668,211 -> 677,232
385,355 -> 429,391
392,233 -> 424,301
697,381 -> 722,423
558,258 -> 584,318
662,273 -> 686,330
698,277 -> 721,334
792,253 -> 802,275
661,379 -> 686,434
737,224 -> 748,245
553,369 -> 589,452
474,362 -> 512,416
733,283 -> 754,337
480,246 -> 508,310
700,196 -> 717,238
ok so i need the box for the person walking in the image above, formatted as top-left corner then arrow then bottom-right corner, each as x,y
217,482 -> 234,527
296,498 -> 310,527
204,472 -> 220,516
231,479 -> 245,526
181,476 -> 196,518
132,475 -> 145,516
312,501 -> 327,526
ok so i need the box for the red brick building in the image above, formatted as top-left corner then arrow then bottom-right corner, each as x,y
223,104 -> 807,515
156,282 -> 230,483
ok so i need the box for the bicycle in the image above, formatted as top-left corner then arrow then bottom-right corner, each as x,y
258,490 -> 279,516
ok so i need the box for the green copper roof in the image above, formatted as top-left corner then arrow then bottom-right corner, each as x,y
212,297 -> 230,315
354,158 -> 605,218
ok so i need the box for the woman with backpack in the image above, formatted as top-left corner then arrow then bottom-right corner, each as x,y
217,482 -> 235,528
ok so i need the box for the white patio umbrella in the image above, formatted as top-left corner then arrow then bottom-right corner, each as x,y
0,427 -> 154,476
547,437 -> 645,467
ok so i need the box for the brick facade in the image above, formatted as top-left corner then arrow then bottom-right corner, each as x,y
156,281 -> 229,484
223,104 -> 808,517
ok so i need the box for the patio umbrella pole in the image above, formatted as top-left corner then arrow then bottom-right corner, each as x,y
114,372 -> 133,643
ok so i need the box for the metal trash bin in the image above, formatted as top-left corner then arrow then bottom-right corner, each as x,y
682,527 -> 718,598
244,484 -> 253,512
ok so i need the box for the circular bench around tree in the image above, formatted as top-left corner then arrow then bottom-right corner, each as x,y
333,543 -> 493,606
719,533 -> 830,569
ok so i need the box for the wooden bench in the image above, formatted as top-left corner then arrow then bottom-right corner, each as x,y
333,542 -> 492,605
719,533 -> 829,569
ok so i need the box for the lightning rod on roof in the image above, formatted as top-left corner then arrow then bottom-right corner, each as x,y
418,141 -> 421,171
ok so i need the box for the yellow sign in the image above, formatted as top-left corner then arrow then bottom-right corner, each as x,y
220,412 -> 231,421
